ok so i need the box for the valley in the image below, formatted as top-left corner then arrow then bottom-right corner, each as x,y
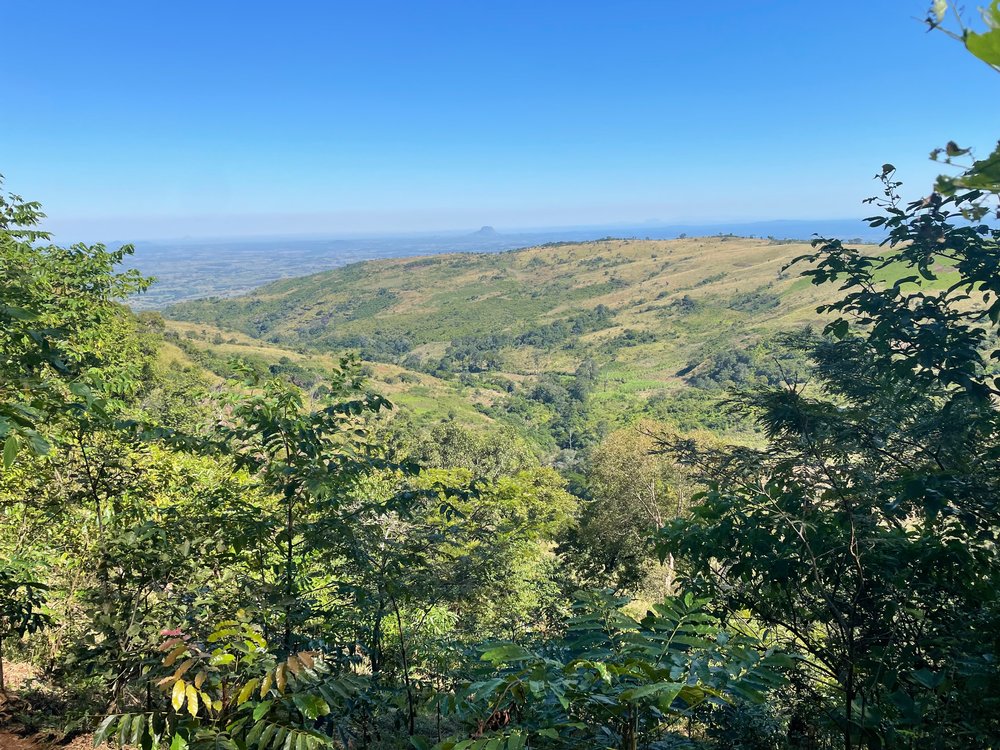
161,236 -> 845,449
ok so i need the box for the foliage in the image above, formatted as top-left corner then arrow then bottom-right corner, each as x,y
94,618 -> 366,750
0,567 -> 50,691
657,171 -> 1000,747
163,235 -> 836,448
428,592 -> 787,750
210,360 -> 416,649
926,2 -> 1000,204
17,10 -> 1000,744
0,179 -> 149,465
561,427 -> 697,594
681,336 -> 806,392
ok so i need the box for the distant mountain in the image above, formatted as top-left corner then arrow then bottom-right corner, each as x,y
470,225 -> 499,238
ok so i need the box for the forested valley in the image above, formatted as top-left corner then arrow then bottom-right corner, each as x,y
3,6 -> 1000,750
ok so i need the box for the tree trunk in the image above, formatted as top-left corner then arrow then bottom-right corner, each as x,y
844,664 -> 855,750
390,595 -> 416,736
284,483 -> 296,651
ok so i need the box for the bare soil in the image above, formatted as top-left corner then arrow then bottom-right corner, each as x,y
0,664 -> 106,750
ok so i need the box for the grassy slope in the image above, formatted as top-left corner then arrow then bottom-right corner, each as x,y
163,236 -> 880,426
162,319 -> 498,425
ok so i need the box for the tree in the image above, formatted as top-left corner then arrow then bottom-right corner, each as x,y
435,591 -> 787,750
654,10 -> 1000,746
657,144 -> 1000,750
565,425 -> 696,594
0,567 -> 49,692
214,360 -> 412,651
0,178 -> 149,466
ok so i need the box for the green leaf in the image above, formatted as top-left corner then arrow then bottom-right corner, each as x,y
911,667 -> 945,690
2,305 -> 40,321
118,715 -> 135,747
480,643 -> 534,663
247,719 -> 267,746
826,318 -> 849,339
966,3 -> 1000,66
292,693 -> 330,720
258,723 -> 279,749
92,714 -> 119,746
130,713 -> 146,745
3,435 -> 18,469
253,699 -> 274,720
619,681 -> 684,704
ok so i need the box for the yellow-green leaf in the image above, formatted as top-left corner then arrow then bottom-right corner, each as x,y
260,672 -> 273,698
186,683 -> 199,717
967,27 -> 1000,66
3,435 -> 18,469
172,678 -> 187,711
966,2 -> 1000,66
237,678 -> 260,704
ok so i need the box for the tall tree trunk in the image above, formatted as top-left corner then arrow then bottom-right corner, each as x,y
284,482 -> 296,651
844,663 -> 855,750
390,594 -> 416,736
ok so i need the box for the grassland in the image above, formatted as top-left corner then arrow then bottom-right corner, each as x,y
167,236 -> 942,445
161,318 -> 498,426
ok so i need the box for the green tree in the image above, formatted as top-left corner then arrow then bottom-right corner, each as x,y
565,425 -> 696,595
0,178 -> 149,466
433,592 -> 787,750
658,164 -> 1000,750
0,567 -> 49,692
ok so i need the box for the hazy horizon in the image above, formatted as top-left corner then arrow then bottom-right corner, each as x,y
50,215 -> 882,247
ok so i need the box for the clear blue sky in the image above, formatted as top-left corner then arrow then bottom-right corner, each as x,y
1,1 -> 996,240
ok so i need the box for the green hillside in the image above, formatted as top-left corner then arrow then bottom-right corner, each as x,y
166,236 -> 830,347
164,236 -> 856,448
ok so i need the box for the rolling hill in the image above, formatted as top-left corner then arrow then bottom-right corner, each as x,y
161,236 -> 866,446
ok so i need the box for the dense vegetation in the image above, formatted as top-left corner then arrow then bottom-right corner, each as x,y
3,4 -> 1000,749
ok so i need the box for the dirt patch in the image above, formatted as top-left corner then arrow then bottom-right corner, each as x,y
0,669 -> 108,750
0,730 -> 41,749
0,726 -> 106,750
3,663 -> 39,693
62,734 -> 107,750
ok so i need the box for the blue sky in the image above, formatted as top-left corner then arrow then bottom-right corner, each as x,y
1,1 -> 996,240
